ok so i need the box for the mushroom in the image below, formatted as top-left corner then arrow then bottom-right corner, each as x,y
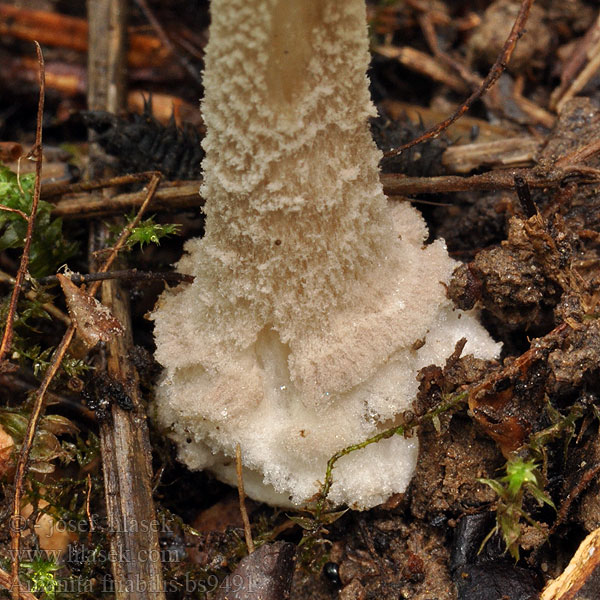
152,0 -> 501,509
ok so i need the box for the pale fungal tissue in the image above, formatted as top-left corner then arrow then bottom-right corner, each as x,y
152,0 -> 501,509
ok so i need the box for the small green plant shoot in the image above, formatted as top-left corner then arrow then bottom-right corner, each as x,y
21,555 -> 61,599
0,165 -> 76,278
126,215 -> 179,249
479,456 -> 555,560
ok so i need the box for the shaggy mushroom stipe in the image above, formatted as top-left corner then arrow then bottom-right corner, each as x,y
152,0 -> 501,509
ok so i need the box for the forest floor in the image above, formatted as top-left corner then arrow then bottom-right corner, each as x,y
1,1 -> 600,599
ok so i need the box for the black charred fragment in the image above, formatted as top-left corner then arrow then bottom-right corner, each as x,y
82,372 -> 134,421
371,113 -> 449,177
82,104 -> 204,180
214,541 -> 295,600
451,514 -> 540,600
514,174 -> 536,218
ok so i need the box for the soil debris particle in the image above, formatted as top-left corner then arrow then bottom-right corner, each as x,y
333,517 -> 455,600
467,0 -> 552,73
562,428 -> 600,534
410,415 -> 502,518
451,514 -> 540,600
536,98 -> 600,171
433,191 -> 511,258
214,541 -> 295,600
412,346 -> 504,516
449,213 -> 573,334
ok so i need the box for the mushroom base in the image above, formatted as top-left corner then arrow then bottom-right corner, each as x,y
152,203 -> 501,509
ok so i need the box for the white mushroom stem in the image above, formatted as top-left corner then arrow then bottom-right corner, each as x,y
152,0 -> 501,509
200,0 -> 391,345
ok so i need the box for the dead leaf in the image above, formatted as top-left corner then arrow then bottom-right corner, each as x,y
57,273 -> 124,347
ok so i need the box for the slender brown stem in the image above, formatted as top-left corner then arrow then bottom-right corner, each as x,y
236,443 -> 255,555
10,326 -> 75,600
0,206 -> 28,221
9,173 -> 161,599
384,0 -> 535,158
88,173 -> 162,292
36,268 -> 193,288
0,42 -> 45,366
0,565 -> 38,600
41,171 -> 162,199
380,168 -> 600,196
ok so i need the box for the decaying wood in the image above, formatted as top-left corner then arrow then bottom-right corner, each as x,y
541,527 -> 600,600
0,55 -> 199,124
551,10 -> 600,113
51,181 -> 201,218
87,1 -> 166,599
374,45 -> 469,93
0,3 -> 170,69
0,43 -> 44,366
442,137 -> 539,173
0,56 -> 87,98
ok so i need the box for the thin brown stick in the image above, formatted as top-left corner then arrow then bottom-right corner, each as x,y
41,171 -> 161,198
48,164 -> 600,222
85,473 -> 94,543
417,12 -> 481,89
374,45 -> 468,93
0,206 -> 28,220
236,443 -> 255,555
89,173 -> 162,287
0,42 -> 45,364
51,181 -> 201,218
0,270 -> 70,326
551,462 -> 600,536
0,566 -> 38,600
36,268 -> 193,288
133,0 -> 202,86
383,0 -> 535,158
380,168 -> 600,196
9,174 -> 161,599
10,326 -> 75,599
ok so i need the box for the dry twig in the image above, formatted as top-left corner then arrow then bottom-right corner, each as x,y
133,0 -> 202,85
551,11 -> 600,114
9,176 -> 161,599
0,42 -> 44,365
0,566 -> 38,600
380,168 -> 600,197
36,268 -> 193,288
383,0 -> 535,158
236,443 -> 255,555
